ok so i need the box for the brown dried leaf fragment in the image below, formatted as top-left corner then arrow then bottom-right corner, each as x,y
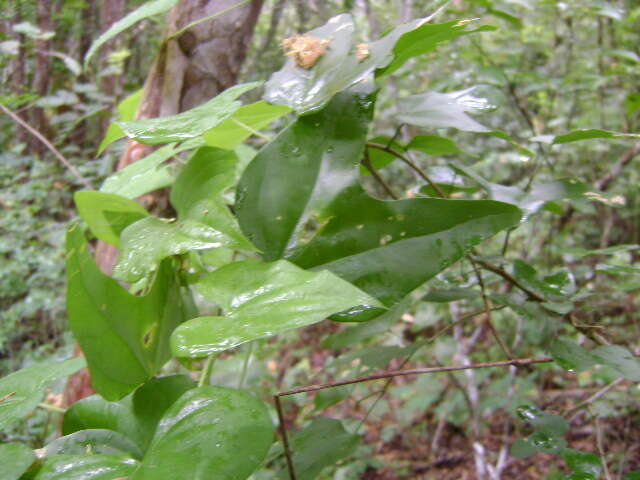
282,35 -> 330,69
356,43 -> 370,62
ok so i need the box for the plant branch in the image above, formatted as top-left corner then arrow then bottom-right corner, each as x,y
361,148 -> 398,199
366,142 -> 446,198
566,377 -> 625,421
0,103 -> 93,189
274,395 -> 297,480
198,354 -> 216,387
276,357 -> 552,397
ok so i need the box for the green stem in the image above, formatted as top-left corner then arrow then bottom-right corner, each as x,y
238,341 -> 254,388
38,403 -> 66,414
198,354 -> 216,387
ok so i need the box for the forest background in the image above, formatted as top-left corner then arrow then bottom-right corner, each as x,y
0,0 -> 639,479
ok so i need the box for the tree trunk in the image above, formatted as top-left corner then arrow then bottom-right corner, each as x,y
64,0 -> 264,407
29,0 -> 54,155
100,0 -> 126,131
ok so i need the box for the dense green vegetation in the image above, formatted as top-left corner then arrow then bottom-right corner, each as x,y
1,1 -> 639,478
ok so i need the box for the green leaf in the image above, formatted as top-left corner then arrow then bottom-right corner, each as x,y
237,91 -> 374,260
238,91 -> 521,313
97,89 -> 142,155
562,244 -> 639,257
131,375 -> 196,451
624,470 -> 640,480
84,0 -> 179,68
66,224 -> 191,400
34,454 -> 138,480
100,140 -> 202,199
171,259 -> 383,357
114,147 -> 254,282
0,358 -> 84,431
263,13 -> 444,114
63,395 -> 144,453
118,83 -> 260,145
203,101 -> 291,149
549,339 -> 598,372
407,135 -> 464,155
516,405 -> 569,436
511,433 -> 566,457
510,438 -> 538,459
74,191 -> 148,246
562,449 -> 602,478
0,442 -> 36,480
132,386 -> 273,480
379,20 -> 495,77
288,417 -> 359,480
592,345 -> 640,382
113,217 -> 240,283
396,88 -> 492,132
552,129 -> 640,144
43,429 -> 143,459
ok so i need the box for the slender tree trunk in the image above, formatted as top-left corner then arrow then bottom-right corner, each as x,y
10,0 -> 29,145
100,0 -> 126,130
64,0 -> 264,406
30,0 -> 54,155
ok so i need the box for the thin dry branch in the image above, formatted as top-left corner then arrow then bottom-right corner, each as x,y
0,103 -> 93,189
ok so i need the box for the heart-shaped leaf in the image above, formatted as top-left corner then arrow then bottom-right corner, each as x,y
132,386 -> 273,480
66,225 -> 192,400
43,429 -> 143,459
0,358 -> 84,431
171,259 -> 383,357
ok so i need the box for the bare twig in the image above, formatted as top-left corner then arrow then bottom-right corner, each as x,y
366,142 -> 446,198
274,395 -> 297,480
0,103 -> 93,189
276,357 -> 552,397
567,377 -> 625,421
594,413 -> 612,480
361,148 -> 398,199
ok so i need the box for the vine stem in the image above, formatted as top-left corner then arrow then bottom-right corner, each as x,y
38,402 -> 66,414
0,103 -> 93,189
274,395 -> 297,480
361,148 -> 398,199
198,354 -> 216,388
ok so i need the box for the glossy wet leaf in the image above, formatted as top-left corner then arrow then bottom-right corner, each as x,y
549,339 -> 598,372
43,429 -> 143,459
0,442 -> 36,480
100,140 -> 202,199
407,135 -> 464,155
98,89 -> 142,154
237,91 -> 374,261
118,83 -> 260,145
513,260 -> 574,300
592,345 -> 640,381
171,259 -> 382,357
34,454 -> 138,480
562,449 -> 602,477
66,225 -> 191,400
263,13 -> 442,113
84,0 -> 178,67
288,417 -> 359,480
114,147 -> 253,282
238,92 -> 521,313
552,129 -> 640,144
203,101 -> 291,149
396,88 -> 492,132
379,20 -> 495,76
0,358 -> 84,431
131,375 -> 196,451
63,395 -> 144,453
417,166 -> 479,197
74,191 -> 148,246
516,405 -> 568,436
114,217 -> 239,283
132,386 -> 273,480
